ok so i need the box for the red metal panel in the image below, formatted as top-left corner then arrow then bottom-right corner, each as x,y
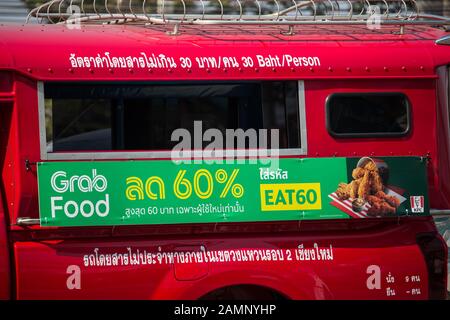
6,76 -> 41,227
14,218 -> 433,300
0,25 -> 448,81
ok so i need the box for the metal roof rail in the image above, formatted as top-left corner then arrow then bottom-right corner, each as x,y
26,0 -> 450,35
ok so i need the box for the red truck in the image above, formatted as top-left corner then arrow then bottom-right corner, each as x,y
0,0 -> 448,300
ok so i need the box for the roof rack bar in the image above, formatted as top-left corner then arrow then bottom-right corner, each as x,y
26,0 -> 450,28
50,14 -> 448,26
34,12 -> 449,23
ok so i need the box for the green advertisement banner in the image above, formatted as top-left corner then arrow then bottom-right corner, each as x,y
37,157 -> 429,227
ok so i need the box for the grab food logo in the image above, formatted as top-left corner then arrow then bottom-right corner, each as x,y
50,169 -> 110,219
410,196 -> 424,213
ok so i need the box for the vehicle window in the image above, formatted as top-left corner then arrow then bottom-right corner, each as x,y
44,82 -> 301,153
326,93 -> 410,137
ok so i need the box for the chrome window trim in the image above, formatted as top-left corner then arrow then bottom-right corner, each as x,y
37,81 -> 48,160
38,80 -> 308,160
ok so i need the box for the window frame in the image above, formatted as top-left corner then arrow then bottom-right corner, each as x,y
325,92 -> 412,138
37,81 -> 308,160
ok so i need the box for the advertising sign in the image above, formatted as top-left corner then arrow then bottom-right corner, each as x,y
37,157 -> 429,227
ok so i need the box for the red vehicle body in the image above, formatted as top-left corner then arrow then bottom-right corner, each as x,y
0,17 -> 449,300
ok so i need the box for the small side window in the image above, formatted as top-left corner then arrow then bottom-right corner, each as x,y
326,93 -> 410,138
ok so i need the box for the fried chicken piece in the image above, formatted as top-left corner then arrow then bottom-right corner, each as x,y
370,171 -> 384,194
352,167 -> 366,180
357,171 -> 371,199
375,190 -> 387,197
367,201 -> 396,217
364,161 -> 377,171
336,179 -> 361,200
336,183 -> 350,200
380,201 -> 396,214
367,202 -> 382,217
375,191 -> 401,208
366,195 -> 383,206
349,179 -> 361,199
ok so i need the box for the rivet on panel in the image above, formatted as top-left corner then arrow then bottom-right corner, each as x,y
206,69 -> 210,73
255,68 -> 259,73
402,66 -> 407,71
420,66 -> 425,71
128,69 -> 134,74
346,67 -> 351,72
309,68 -> 314,72
365,67 -> 370,72
272,68 -> 276,72
328,67 -> 333,72
384,67 -> 389,72
27,68 -> 32,73
48,68 -> 53,73
89,68 -> 94,74
148,69 -> 153,73
68,68 -> 74,73
109,69 -> 114,74
168,69 -> 172,73
187,69 -> 192,73
239,68 -> 243,73
291,68 -> 295,72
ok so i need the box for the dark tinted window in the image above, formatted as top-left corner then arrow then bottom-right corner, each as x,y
44,82 -> 300,152
326,93 -> 410,137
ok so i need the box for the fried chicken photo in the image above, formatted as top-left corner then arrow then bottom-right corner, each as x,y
349,179 -> 361,199
366,195 -> 382,206
367,201 -> 396,216
333,159 -> 401,217
336,179 -> 361,200
336,183 -> 350,200
357,170 -> 371,199
370,171 -> 384,194
375,191 -> 401,208
364,161 -> 378,171
352,167 -> 366,180
366,202 -> 382,217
